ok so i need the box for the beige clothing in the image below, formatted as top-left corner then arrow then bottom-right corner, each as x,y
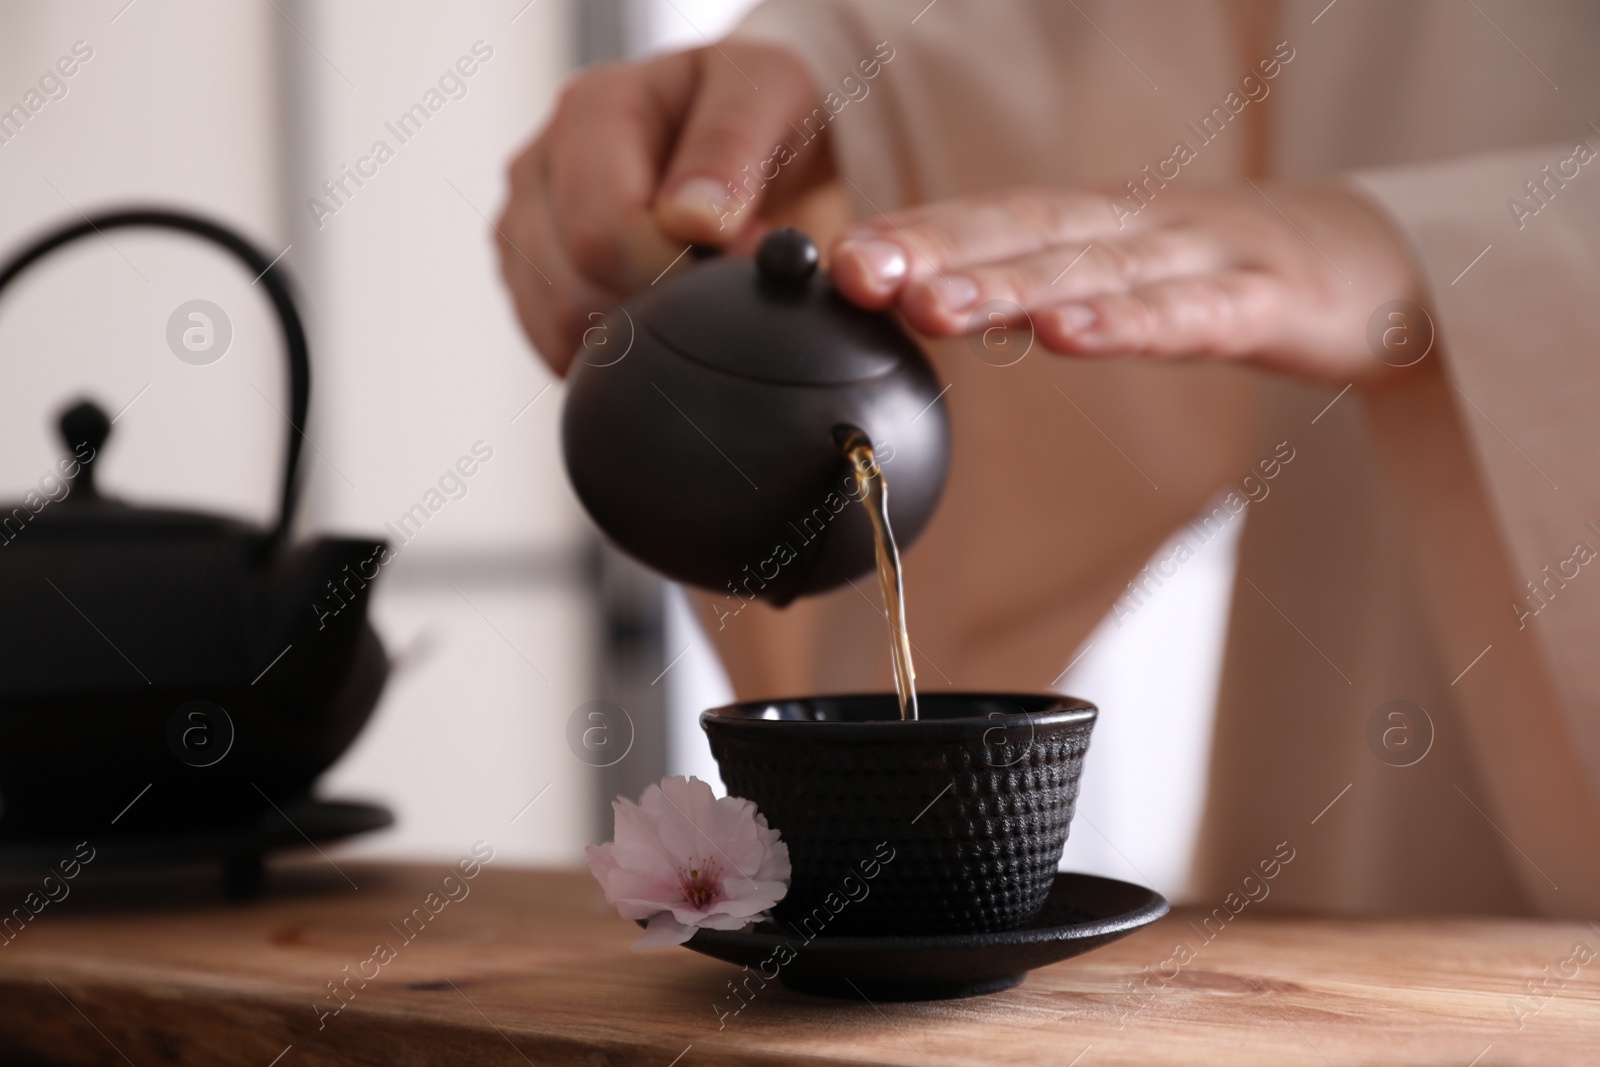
707,0 -> 1600,916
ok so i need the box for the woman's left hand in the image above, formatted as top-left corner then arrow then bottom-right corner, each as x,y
828,184 -> 1428,386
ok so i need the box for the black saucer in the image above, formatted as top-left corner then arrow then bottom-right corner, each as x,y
677,871 -> 1168,1001
0,797 -> 391,899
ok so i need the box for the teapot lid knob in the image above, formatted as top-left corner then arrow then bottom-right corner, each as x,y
57,398 -> 109,501
755,227 -> 819,285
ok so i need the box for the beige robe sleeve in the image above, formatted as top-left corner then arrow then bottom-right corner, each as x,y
1351,145 -> 1600,915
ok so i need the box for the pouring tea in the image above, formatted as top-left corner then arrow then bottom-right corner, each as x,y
840,428 -> 918,720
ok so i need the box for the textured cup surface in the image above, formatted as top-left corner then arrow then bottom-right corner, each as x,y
701,693 -> 1096,936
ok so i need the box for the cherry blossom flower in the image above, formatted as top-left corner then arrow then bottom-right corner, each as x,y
586,775 -> 790,949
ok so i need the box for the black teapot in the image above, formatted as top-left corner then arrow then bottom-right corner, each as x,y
0,210 -> 387,838
561,229 -> 950,606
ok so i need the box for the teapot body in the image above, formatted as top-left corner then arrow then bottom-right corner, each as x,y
0,487 -> 389,839
561,232 -> 950,606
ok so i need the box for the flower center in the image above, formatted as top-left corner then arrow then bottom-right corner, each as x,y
677,858 -> 723,909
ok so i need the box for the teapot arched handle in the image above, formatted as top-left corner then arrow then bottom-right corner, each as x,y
0,208 -> 310,548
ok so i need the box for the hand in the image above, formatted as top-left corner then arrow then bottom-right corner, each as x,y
829,185 -> 1430,386
497,42 -> 828,375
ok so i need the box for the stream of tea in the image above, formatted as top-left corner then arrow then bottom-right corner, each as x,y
843,431 -> 919,721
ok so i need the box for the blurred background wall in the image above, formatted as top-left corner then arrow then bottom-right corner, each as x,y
0,0 -> 1235,902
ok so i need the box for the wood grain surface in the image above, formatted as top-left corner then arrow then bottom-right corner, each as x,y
0,861 -> 1595,1066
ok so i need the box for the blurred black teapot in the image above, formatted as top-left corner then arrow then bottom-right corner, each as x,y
0,210 -> 387,838
561,229 -> 950,606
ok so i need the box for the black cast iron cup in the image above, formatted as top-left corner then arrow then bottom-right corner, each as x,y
701,693 -> 1096,936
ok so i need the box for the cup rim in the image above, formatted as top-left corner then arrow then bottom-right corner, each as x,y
700,691 -> 1096,736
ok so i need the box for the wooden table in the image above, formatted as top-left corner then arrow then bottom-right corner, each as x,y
0,861 -> 1595,1066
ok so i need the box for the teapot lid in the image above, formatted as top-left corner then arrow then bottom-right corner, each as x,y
7,399 -> 260,540
632,229 -> 912,386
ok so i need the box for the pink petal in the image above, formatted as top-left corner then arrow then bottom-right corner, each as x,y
584,842 -> 619,883
586,844 -> 671,913
644,777 -> 719,861
695,912 -> 761,932
610,796 -> 681,875
708,882 -> 789,918
698,796 -> 768,876
756,837 -> 792,885
631,912 -> 696,950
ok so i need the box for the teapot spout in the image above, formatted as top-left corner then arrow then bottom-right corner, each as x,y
255,537 -> 388,702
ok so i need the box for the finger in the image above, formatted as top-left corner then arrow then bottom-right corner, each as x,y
497,144 -> 615,375
830,189 -> 1114,304
827,236 -> 910,309
1035,270 -> 1283,361
655,43 -> 821,245
545,54 -> 700,292
895,232 -> 1224,336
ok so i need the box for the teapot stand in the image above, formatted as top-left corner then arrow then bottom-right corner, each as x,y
0,797 -> 390,901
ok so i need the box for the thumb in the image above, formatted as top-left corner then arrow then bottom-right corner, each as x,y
655,43 -> 817,246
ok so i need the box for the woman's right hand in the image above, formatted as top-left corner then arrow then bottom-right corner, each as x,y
497,41 -> 825,375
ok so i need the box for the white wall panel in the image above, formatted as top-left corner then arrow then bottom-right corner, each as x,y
287,0 -> 593,864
